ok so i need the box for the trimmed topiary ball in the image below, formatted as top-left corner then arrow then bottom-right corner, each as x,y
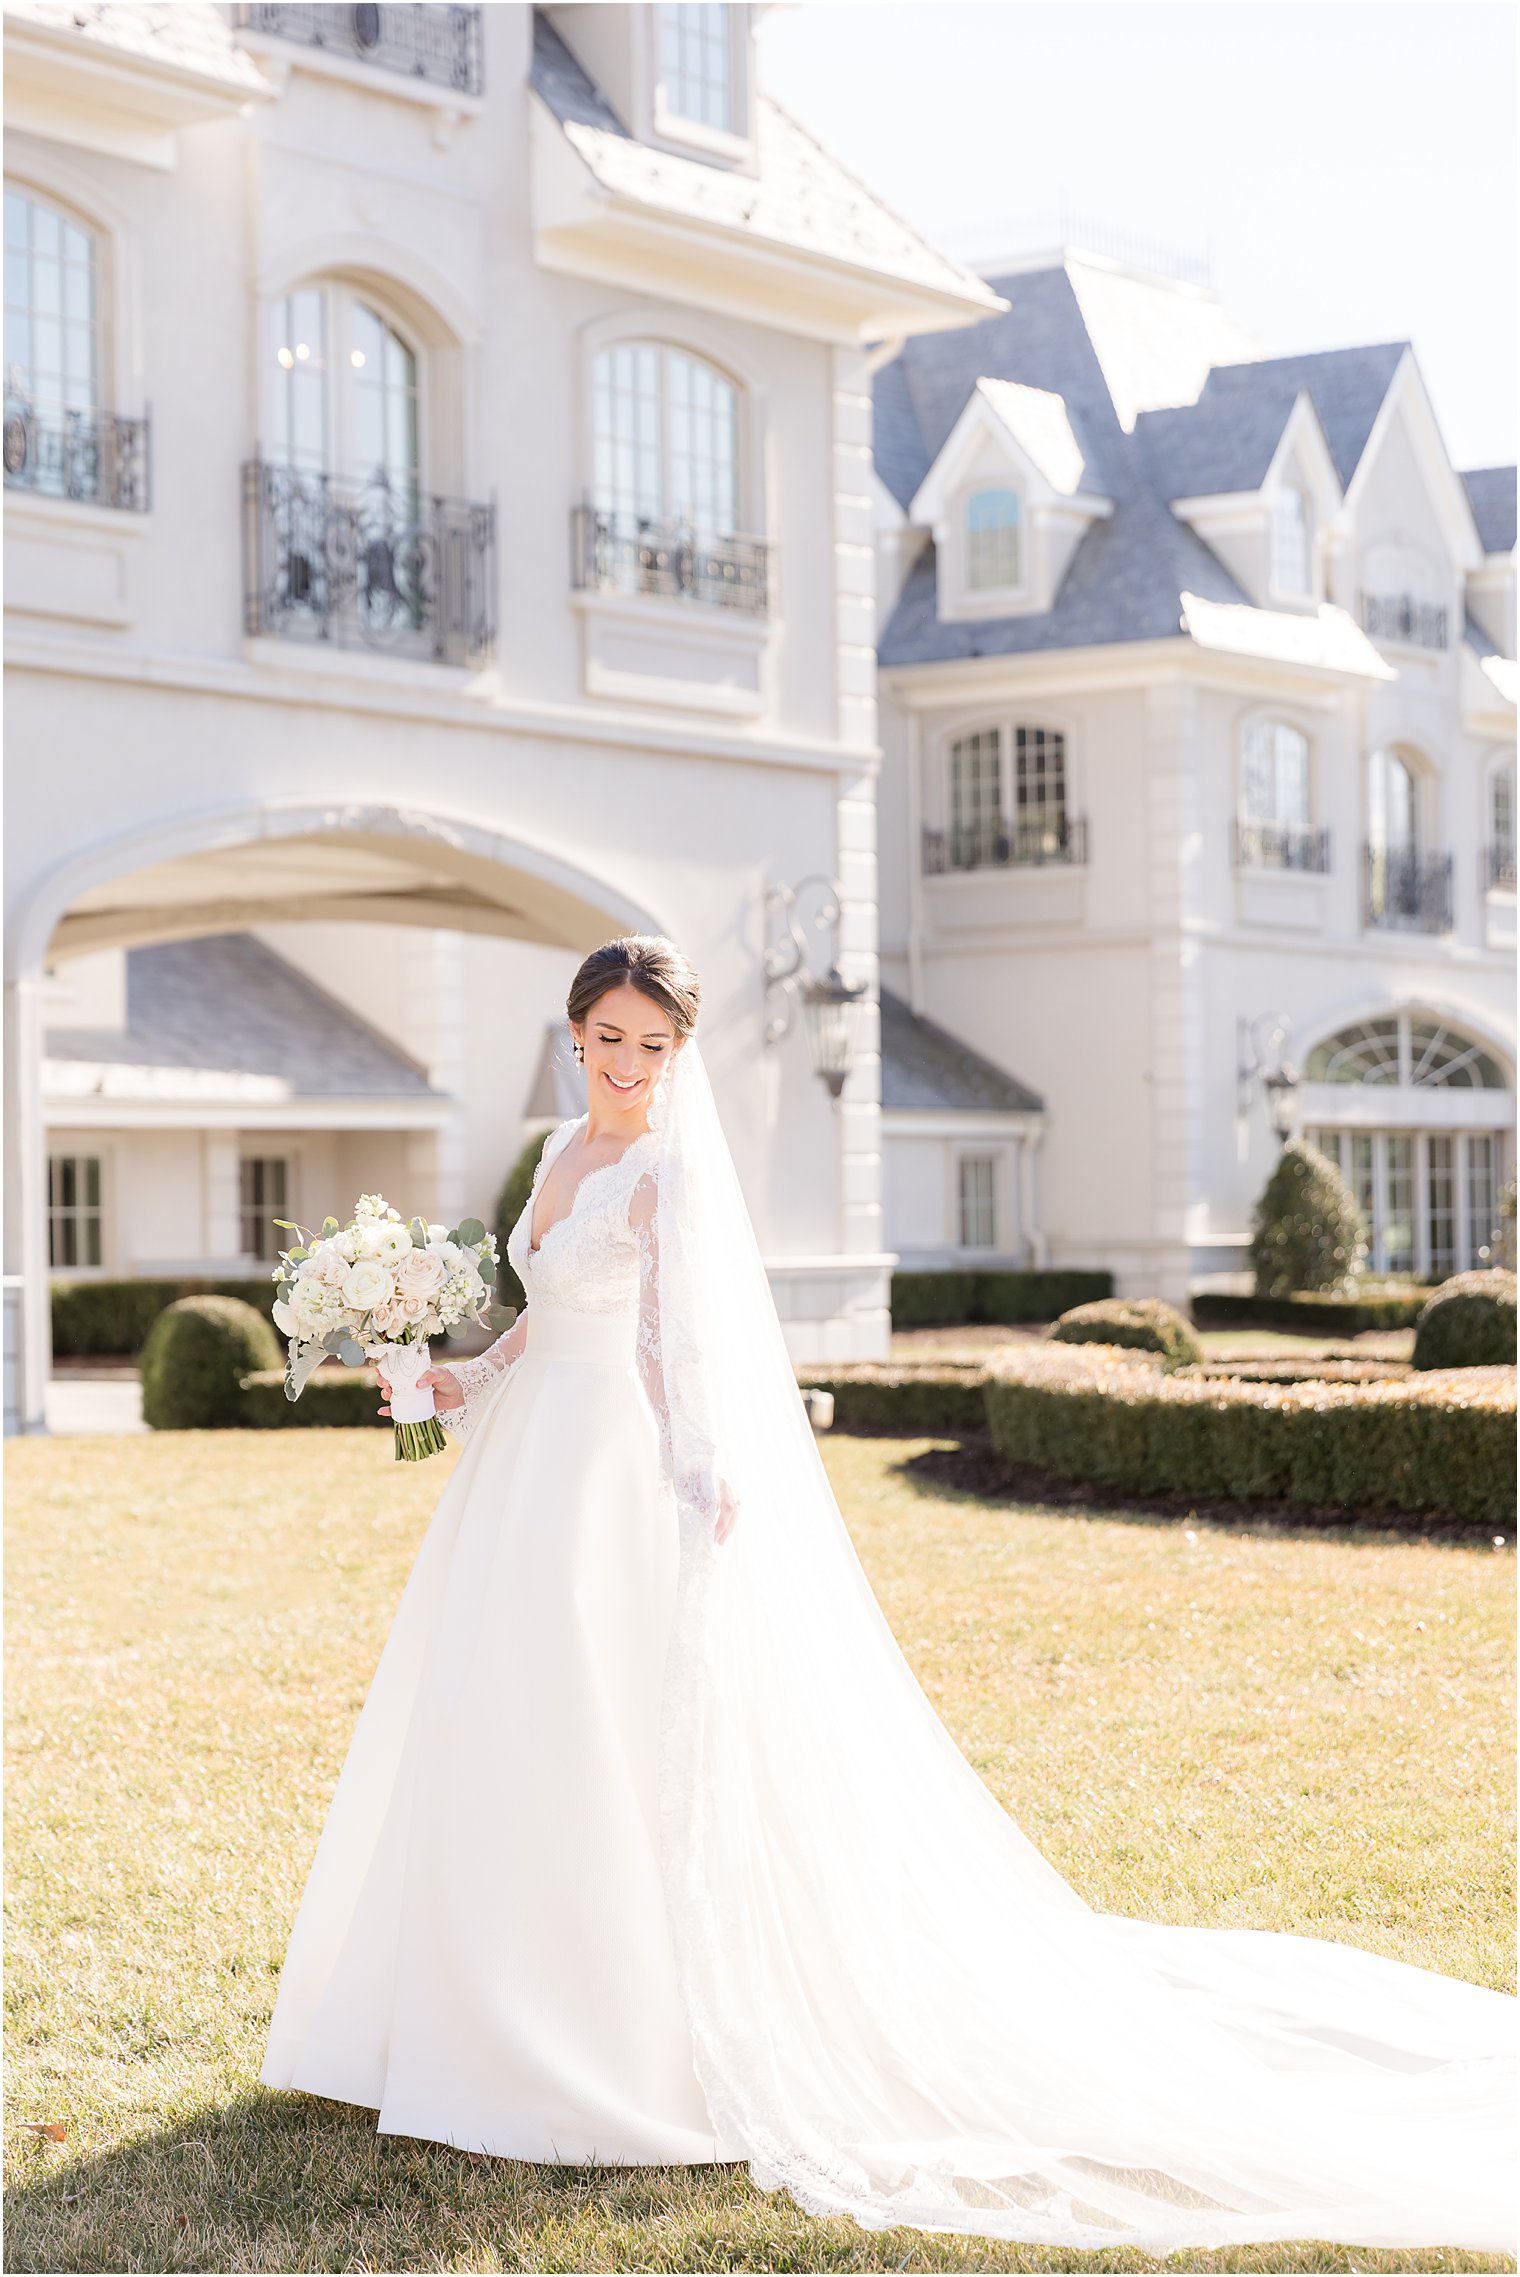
1250,1140 -> 1367,1298
1048,1297 -> 1202,1370
1412,1270 -> 1517,1371
139,1295 -> 281,1430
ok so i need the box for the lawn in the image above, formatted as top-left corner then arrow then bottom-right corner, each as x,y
4,1430 -> 1513,2276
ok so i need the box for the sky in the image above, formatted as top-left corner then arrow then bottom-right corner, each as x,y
757,1 -> 1517,472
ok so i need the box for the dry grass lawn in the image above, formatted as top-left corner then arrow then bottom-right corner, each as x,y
4,1429 -> 1513,2275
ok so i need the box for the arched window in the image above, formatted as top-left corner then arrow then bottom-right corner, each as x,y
1236,719 -> 1323,868
5,183 -> 97,420
1305,1013 -> 1513,1275
270,282 -> 419,503
965,486 -> 1021,591
1489,757 -> 1516,890
582,342 -> 762,611
1270,485 -> 1311,595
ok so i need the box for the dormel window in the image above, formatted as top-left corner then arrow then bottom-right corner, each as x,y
3,184 -> 148,511
656,3 -> 736,134
574,341 -> 768,614
965,486 -> 1021,592
244,278 -> 495,665
1269,484 -> 1311,596
1234,720 -> 1328,871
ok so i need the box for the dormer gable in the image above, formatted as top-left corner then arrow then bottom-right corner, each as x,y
909,377 -> 1113,619
1343,351 -> 1488,659
1165,388 -> 1342,613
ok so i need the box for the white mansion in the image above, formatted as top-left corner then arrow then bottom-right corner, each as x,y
4,6 -> 1514,1435
872,257 -> 1516,1299
3,0 -> 1002,1430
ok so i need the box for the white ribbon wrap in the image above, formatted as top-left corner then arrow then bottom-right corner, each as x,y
369,1338 -> 435,1423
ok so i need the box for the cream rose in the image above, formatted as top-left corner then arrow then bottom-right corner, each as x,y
343,1257 -> 394,1313
395,1246 -> 446,1297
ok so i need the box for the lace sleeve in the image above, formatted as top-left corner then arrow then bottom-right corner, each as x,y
439,1309 -> 528,1446
630,1168 -> 734,1538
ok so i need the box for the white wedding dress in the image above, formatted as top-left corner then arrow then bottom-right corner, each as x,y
261,1045 -> 1516,2255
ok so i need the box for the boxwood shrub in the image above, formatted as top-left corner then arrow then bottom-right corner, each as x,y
140,1297 -> 282,1430
795,1363 -> 987,1436
54,1276 -> 277,1357
891,1269 -> 1111,1329
1191,1288 -> 1428,1335
239,1368 -> 388,1428
1412,1270 -> 1517,1371
1049,1297 -> 1201,1370
982,1343 -> 1515,1524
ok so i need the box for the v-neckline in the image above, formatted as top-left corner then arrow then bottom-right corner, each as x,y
526,1124 -> 652,1258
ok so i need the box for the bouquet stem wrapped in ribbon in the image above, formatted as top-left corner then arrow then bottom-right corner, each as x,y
271,1194 -> 500,1461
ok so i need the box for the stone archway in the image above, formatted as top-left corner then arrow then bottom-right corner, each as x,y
5,800 -> 666,1432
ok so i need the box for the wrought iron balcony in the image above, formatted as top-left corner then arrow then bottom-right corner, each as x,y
572,506 -> 769,616
1363,844 -> 1453,933
3,400 -> 149,511
1232,821 -> 1331,873
242,459 -> 496,666
1486,840 -> 1518,892
1358,590 -> 1448,650
922,816 -> 1089,873
233,4 -> 483,95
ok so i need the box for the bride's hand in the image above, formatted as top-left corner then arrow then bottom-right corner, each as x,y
715,1477 -> 740,1545
376,1364 -> 465,1418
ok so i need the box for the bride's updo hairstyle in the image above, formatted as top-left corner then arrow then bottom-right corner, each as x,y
566,934 -> 700,1042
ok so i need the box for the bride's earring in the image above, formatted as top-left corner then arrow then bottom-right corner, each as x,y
573,1039 -> 584,1063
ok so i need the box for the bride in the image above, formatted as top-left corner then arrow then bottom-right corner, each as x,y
260,933 -> 1514,2255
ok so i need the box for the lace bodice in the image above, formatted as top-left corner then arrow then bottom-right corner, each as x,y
442,1117 -> 662,1445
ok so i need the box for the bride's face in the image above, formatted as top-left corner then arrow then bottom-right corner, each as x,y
574,983 -> 681,1120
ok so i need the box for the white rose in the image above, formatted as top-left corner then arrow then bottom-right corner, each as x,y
369,1301 -> 402,1338
427,1222 -> 449,1244
395,1246 -> 446,1296
343,1257 -> 394,1313
373,1222 -> 414,1264
308,1240 -> 349,1286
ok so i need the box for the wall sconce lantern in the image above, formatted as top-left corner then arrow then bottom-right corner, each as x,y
763,876 -> 870,1099
1238,1012 -> 1301,1146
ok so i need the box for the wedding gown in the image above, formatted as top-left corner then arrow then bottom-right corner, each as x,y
261,1043 -> 1516,2255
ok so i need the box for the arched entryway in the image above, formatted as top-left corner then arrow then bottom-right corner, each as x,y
6,800 -> 665,1433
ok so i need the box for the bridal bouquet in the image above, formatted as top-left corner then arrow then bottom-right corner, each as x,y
271,1193 -> 499,1460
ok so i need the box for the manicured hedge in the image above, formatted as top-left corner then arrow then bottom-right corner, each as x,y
1412,1271 -> 1517,1371
1049,1297 -> 1201,1370
1185,1358 -> 1408,1386
140,1297 -> 282,1431
891,1269 -> 1111,1329
982,1343 -> 1515,1524
54,1276 -> 276,1357
795,1363 -> 988,1436
239,1368 -> 388,1428
1191,1288 -> 1428,1335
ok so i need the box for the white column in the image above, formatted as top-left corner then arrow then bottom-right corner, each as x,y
4,971 -> 50,1432
1143,679 -> 1204,1305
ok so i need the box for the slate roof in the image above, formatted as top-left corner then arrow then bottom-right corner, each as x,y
5,0 -> 269,92
880,989 -> 1042,1114
530,12 -> 1000,315
1462,467 -> 1517,556
45,935 -> 438,1097
876,269 -> 1419,667
1135,343 -> 1407,496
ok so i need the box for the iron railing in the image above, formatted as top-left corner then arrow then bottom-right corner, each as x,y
922,816 -> 1089,873
242,459 -> 496,666
233,3 -> 483,94
1363,844 -> 1453,933
572,506 -> 770,616
1486,840 -> 1518,892
3,400 -> 149,510
1359,591 -> 1448,650
1232,821 -> 1331,873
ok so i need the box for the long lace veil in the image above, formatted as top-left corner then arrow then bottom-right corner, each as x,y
642,1037 -> 1513,2254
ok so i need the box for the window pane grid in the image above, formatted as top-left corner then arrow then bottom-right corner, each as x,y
659,2 -> 734,132
1307,1127 -> 1512,1275
5,185 -> 98,418
240,1157 -> 289,1262
48,1152 -> 103,1269
593,343 -> 739,536
948,729 -> 1002,865
958,1155 -> 997,1249
1240,721 -> 1310,831
966,487 -> 1021,591
1013,725 -> 1067,851
1270,487 -> 1310,593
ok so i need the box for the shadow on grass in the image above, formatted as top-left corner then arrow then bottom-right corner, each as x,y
875,1428 -> 1515,1552
6,2090 -> 1511,2276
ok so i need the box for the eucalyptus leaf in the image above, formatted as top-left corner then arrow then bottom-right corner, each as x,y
457,1217 -> 486,1246
321,1216 -> 340,1238
321,1327 -> 348,1355
338,1337 -> 366,1368
287,1246 -> 309,1264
